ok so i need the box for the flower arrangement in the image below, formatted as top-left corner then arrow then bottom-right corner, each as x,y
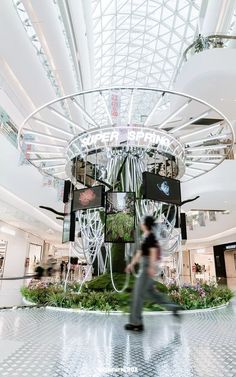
167,282 -> 233,310
21,275 -> 234,312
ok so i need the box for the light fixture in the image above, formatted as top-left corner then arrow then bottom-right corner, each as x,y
186,166 -> 206,173
186,161 -> 217,166
23,141 -> 65,149
33,118 -> 73,137
99,92 -> 113,126
144,92 -> 165,126
186,134 -> 230,145
49,106 -> 85,131
31,157 -> 66,162
53,171 -> 65,176
186,154 -> 223,159
0,226 -> 16,236
158,100 -> 191,129
2,59 -> 35,111
183,173 -> 196,178
179,122 -> 223,140
197,249 -> 205,254
23,129 -> 67,142
128,90 -> 134,125
41,164 -> 65,170
170,111 -> 210,133
185,144 -> 230,151
71,98 -> 98,127
26,151 -> 64,156
0,184 -> 61,231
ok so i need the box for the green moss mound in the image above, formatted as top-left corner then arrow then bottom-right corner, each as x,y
21,275 -> 233,312
85,273 -> 168,293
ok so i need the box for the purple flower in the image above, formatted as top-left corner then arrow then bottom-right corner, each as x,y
198,287 -> 206,297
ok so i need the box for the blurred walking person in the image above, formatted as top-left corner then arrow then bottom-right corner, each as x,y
125,215 -> 181,332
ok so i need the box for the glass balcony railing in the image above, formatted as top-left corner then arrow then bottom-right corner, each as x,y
0,107 -> 18,148
174,34 -> 236,82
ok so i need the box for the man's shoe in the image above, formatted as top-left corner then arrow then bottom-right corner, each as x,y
124,323 -> 144,331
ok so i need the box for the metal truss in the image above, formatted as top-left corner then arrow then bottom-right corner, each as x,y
92,0 -> 201,89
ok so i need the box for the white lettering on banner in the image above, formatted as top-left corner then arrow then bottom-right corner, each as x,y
80,131 -> 119,146
225,244 -> 236,250
79,129 -> 171,148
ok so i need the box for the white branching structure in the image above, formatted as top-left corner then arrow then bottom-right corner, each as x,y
70,149 -> 183,291
18,88 -> 234,290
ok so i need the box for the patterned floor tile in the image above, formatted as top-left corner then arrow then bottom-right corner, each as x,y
0,303 -> 235,376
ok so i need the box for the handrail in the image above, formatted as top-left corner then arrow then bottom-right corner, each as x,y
174,34 -> 236,83
183,34 -> 236,61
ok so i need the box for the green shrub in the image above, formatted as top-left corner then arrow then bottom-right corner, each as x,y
21,278 -> 233,312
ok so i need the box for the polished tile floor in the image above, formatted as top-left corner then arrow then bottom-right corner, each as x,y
0,280 -> 25,307
0,301 -> 236,377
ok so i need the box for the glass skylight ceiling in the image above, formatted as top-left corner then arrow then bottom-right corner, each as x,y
92,0 -> 202,89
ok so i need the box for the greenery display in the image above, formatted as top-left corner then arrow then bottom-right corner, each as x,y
21,274 -> 233,312
105,212 -> 135,242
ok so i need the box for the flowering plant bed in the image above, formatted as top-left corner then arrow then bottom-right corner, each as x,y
168,282 -> 233,310
21,275 -> 233,312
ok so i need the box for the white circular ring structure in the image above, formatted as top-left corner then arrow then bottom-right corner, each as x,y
18,87 -> 234,182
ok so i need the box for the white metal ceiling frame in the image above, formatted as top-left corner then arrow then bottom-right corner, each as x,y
91,0 -> 201,125
18,87 -> 234,182
92,0 -> 201,89
12,0 -> 83,134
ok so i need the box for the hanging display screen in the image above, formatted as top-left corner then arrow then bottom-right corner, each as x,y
72,185 -> 105,211
142,171 -> 181,206
105,192 -> 135,243
62,202 -> 75,243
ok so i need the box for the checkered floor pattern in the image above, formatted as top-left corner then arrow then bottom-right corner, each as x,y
0,302 -> 236,377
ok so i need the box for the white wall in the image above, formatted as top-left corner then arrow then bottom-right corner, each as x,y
0,221 -> 44,278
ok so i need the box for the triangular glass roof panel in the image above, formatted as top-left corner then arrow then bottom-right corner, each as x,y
92,0 -> 202,90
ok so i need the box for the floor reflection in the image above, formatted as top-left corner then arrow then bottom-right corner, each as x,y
0,304 -> 235,376
0,280 -> 25,307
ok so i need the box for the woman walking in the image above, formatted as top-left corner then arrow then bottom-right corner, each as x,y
125,215 -> 181,332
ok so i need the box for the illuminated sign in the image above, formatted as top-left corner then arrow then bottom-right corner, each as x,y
67,126 -> 186,177
79,128 -> 172,148
225,244 -> 236,250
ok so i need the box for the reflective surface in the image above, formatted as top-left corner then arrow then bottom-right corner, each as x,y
0,301 -> 236,377
0,280 -> 25,308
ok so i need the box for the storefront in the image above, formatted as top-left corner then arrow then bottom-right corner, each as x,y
190,248 -> 216,284
180,247 -> 216,285
213,242 -> 236,288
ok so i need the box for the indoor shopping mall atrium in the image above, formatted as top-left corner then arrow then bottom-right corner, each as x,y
1,1 -> 236,376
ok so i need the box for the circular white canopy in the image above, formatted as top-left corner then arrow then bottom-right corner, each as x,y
18,87 -> 234,182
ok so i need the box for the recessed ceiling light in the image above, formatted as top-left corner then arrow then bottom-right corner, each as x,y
0,226 -> 16,236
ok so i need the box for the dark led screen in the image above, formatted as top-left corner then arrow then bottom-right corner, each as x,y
73,186 -> 105,211
142,172 -> 181,206
62,202 -> 75,243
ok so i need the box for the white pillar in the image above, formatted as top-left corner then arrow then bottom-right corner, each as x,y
201,0 -> 236,36
42,242 -> 50,263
